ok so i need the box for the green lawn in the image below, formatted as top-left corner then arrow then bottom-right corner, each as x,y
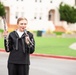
35,37 -> 76,57
0,37 -> 76,57
0,38 -> 4,48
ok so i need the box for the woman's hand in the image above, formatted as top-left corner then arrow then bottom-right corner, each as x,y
25,36 -> 30,45
3,31 -> 8,38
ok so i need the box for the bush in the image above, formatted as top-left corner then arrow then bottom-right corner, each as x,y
0,29 -> 3,33
54,31 -> 64,35
0,2 -> 6,17
59,2 -> 76,23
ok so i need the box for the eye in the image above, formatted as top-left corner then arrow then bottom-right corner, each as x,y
24,23 -> 27,25
20,23 -> 27,25
20,23 -> 23,25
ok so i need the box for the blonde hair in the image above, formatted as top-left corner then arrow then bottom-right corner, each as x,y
17,17 -> 28,24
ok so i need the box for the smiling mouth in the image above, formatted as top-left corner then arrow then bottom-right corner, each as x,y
22,28 -> 25,29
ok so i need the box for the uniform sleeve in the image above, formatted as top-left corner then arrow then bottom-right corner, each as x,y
4,34 -> 13,52
28,34 -> 35,54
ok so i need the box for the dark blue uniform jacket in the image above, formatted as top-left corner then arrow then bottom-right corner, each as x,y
4,31 -> 35,65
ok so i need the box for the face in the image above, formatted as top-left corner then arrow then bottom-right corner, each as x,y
18,20 -> 27,32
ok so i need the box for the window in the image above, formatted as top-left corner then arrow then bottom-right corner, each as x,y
21,12 -> 24,17
39,17 -> 42,20
15,12 -> 18,19
34,17 -> 37,19
50,0 -> 52,3
35,0 -> 37,2
34,13 -> 37,19
39,13 -> 42,20
40,0 -> 42,2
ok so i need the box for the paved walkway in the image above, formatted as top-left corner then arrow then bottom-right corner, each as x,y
0,52 -> 76,75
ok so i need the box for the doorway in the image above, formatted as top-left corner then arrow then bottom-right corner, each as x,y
48,9 -> 55,23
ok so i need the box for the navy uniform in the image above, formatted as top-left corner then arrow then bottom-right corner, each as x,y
4,30 -> 35,75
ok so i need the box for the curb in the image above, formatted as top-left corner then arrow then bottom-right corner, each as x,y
31,53 -> 76,60
0,49 -> 76,60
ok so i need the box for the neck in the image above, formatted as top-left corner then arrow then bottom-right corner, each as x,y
18,29 -> 24,32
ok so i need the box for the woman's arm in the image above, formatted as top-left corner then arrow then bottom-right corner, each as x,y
4,33 -> 13,52
28,34 -> 35,54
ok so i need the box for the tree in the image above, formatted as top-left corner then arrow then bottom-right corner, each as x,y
0,2 -> 6,17
59,2 -> 76,23
0,2 -> 6,33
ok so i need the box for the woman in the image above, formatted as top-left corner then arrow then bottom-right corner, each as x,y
3,17 -> 35,75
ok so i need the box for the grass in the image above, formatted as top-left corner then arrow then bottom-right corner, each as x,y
0,37 -> 76,57
0,29 -> 4,33
0,38 -> 4,48
35,37 -> 76,57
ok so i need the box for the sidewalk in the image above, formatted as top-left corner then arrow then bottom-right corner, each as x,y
0,49 -> 76,60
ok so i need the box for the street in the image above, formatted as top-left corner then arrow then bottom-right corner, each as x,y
0,52 -> 76,75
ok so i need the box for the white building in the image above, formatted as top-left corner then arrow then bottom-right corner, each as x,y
0,0 -> 76,31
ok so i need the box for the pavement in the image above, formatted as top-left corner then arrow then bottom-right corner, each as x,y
0,52 -> 76,75
0,48 -> 76,60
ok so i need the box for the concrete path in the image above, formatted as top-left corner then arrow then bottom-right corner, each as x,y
0,52 -> 76,75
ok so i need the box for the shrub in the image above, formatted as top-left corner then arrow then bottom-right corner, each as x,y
0,2 -> 6,17
0,29 -> 3,33
59,2 -> 76,23
54,31 -> 64,35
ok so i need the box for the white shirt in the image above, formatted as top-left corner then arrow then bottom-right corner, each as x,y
16,30 -> 24,38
